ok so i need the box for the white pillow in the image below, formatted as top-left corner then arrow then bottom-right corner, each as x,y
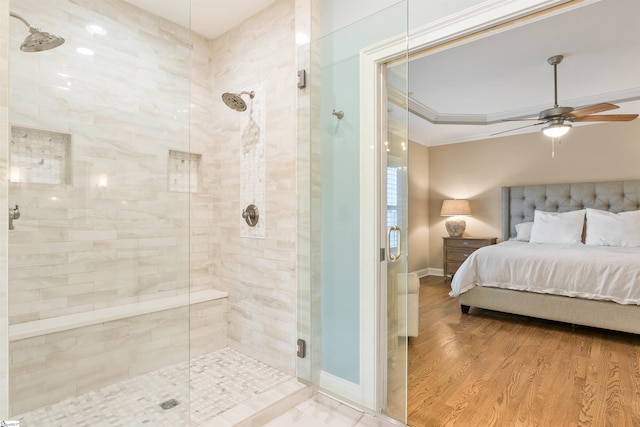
513,221 -> 534,241
529,209 -> 585,244
585,208 -> 640,247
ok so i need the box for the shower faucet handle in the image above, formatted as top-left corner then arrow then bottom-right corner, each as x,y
9,204 -> 20,230
242,204 -> 259,227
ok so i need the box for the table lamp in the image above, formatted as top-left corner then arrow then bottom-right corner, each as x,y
441,199 -> 471,237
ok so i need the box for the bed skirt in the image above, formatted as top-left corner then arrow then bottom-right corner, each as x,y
458,286 -> 640,335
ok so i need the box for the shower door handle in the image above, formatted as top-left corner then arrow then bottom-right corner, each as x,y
387,225 -> 401,262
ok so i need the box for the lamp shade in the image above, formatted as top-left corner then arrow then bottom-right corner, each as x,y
440,199 -> 471,216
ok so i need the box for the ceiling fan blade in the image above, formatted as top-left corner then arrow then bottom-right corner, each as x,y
490,122 -> 545,136
567,103 -> 619,119
573,114 -> 639,122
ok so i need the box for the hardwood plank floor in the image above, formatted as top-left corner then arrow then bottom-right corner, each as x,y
408,276 -> 640,427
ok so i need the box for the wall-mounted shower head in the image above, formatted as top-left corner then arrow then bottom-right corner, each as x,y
221,91 -> 255,112
10,11 -> 65,52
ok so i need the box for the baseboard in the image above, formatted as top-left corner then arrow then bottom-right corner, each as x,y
411,268 -> 444,278
412,268 -> 430,278
428,267 -> 444,277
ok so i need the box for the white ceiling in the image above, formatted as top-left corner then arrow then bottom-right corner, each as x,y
122,0 -> 276,39
407,0 -> 640,146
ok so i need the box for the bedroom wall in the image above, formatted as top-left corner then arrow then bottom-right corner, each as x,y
408,141 -> 429,274
427,120 -> 640,271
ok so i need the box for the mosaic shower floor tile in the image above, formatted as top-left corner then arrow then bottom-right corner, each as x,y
15,348 -> 292,427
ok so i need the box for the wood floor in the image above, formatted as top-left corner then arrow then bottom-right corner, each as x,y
408,276 -> 640,427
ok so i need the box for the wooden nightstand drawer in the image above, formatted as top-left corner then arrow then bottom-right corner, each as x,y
443,237 -> 497,279
446,239 -> 489,250
446,261 -> 464,274
447,249 -> 475,262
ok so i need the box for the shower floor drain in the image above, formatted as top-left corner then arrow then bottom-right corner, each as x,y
159,399 -> 180,410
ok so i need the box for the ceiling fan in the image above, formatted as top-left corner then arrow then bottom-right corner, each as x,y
497,54 -> 639,137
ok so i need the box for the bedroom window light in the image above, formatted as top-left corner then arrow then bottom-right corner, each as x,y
441,199 -> 472,237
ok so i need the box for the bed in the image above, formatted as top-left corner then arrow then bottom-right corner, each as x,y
450,179 -> 640,335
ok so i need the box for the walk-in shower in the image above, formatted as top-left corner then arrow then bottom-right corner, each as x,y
4,0 -> 300,425
9,11 -> 65,52
221,90 -> 255,112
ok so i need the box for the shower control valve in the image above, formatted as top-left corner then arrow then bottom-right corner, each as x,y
242,204 -> 259,227
9,204 -> 20,230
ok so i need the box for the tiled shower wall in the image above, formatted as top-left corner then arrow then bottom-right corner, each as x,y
8,0 -> 195,325
209,0 -> 298,375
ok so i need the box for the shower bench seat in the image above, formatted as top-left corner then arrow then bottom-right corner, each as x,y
8,289 -> 229,415
8,289 -> 227,341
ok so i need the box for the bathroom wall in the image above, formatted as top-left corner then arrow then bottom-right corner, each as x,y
208,0 -> 299,375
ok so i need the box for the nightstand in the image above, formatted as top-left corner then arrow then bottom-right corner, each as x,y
443,237 -> 497,279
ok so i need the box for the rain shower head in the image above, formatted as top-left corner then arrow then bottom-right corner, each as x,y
222,91 -> 255,112
10,11 -> 65,52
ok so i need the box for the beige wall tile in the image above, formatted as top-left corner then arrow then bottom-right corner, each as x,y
8,0 -> 193,323
208,0 -> 298,375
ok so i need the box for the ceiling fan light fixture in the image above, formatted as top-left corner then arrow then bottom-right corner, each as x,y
542,122 -> 571,138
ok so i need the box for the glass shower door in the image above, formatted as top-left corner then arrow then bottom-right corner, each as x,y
6,0 -> 192,423
297,1 -> 408,422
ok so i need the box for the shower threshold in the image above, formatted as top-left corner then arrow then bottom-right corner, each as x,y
14,347 -> 307,427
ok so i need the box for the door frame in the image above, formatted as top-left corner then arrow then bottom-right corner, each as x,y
359,32 -> 407,411
358,0 -> 579,413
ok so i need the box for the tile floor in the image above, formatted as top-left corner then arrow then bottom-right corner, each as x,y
265,394 -> 401,427
14,348 -> 293,426
11,347 -> 403,427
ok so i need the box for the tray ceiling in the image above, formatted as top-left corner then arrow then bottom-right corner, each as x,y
407,0 -> 640,146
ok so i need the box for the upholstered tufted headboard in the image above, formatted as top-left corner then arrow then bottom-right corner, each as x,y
502,180 -> 640,241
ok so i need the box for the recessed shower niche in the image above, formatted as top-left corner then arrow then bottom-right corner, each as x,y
10,126 -> 72,185
168,149 -> 201,193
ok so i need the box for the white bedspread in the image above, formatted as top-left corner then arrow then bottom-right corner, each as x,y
450,241 -> 640,305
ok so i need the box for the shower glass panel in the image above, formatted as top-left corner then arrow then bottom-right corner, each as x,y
297,1 -> 408,421
7,0 -> 192,424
